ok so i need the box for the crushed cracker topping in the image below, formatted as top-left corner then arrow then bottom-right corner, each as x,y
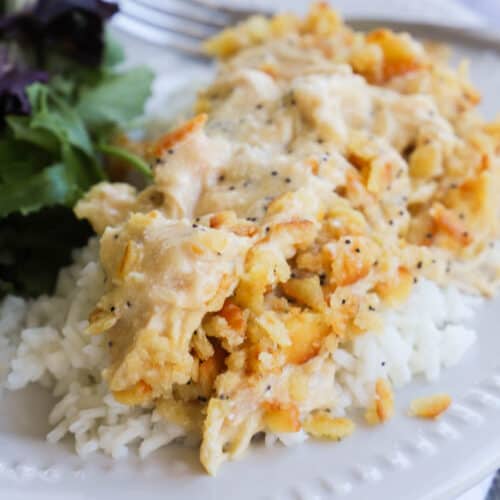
303,413 -> 355,440
365,378 -> 395,425
409,394 -> 452,419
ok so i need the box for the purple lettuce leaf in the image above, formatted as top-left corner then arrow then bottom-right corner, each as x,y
0,51 -> 48,122
0,0 -> 119,67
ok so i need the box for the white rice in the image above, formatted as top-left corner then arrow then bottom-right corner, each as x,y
0,238 -> 481,459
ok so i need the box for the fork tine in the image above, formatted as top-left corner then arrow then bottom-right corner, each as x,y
132,0 -> 230,29
119,0 -> 218,40
113,0 -> 269,56
113,12 -> 208,57
181,0 -> 272,21
180,0 -> 236,13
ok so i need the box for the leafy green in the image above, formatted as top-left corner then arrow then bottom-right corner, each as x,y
77,67 -> 154,132
0,28 -> 154,296
102,33 -> 125,68
0,63 -> 48,121
61,142 -> 104,187
0,60 -> 153,222
0,163 -> 83,216
6,115 -> 59,153
98,142 -> 153,179
0,206 -> 93,297
0,82 -> 104,220
0,138 -> 51,183
0,0 -> 119,69
28,83 -> 94,156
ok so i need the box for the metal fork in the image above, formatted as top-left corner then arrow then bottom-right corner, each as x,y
112,0 -> 500,58
112,0 -> 271,57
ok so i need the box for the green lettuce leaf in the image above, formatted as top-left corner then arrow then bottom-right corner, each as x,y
0,33 -> 154,297
28,83 -> 94,156
0,162 -> 83,217
77,66 -> 154,131
98,142 -> 152,179
0,206 -> 93,297
0,138 -> 52,183
6,115 -> 60,153
102,33 -> 125,68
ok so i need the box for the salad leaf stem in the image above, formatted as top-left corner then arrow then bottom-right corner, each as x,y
98,142 -> 153,179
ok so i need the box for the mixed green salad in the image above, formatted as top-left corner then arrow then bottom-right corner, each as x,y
0,0 -> 154,297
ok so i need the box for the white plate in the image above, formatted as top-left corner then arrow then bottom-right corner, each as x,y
2,21 -> 500,500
